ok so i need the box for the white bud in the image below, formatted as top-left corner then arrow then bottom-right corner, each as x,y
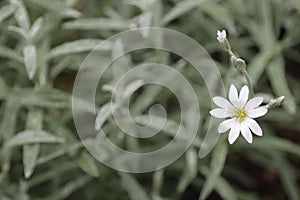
217,30 -> 227,43
268,96 -> 285,108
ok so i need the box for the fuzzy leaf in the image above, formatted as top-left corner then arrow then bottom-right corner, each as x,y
0,4 -> 16,23
11,0 -> 30,31
120,173 -> 151,200
48,39 -> 110,59
163,0 -> 209,25
28,17 -> 43,40
23,144 -> 40,178
177,148 -> 198,193
267,56 -> 296,114
23,109 -> 43,179
62,18 -> 131,30
6,130 -> 64,147
95,103 -> 117,131
74,150 -> 99,177
23,45 -> 37,80
200,143 -> 228,199
0,45 -> 23,63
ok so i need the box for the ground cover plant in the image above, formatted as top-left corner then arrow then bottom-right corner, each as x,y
0,0 -> 300,199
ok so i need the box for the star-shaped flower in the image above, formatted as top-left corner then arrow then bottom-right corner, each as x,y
217,30 -> 227,43
210,84 -> 268,144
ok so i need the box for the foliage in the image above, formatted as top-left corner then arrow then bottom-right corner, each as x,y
0,0 -> 299,199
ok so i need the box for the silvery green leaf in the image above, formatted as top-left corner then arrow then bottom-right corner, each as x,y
23,144 -> 40,179
8,25 -> 27,38
162,0 -> 209,25
0,45 -> 23,63
248,49 -> 277,85
10,0 -> 30,31
138,12 -> 152,38
235,136 -> 300,157
62,18 -> 131,30
267,56 -> 296,114
95,103 -> 117,131
28,17 -> 43,41
201,166 -> 238,200
0,4 -> 16,23
152,170 -> 164,197
48,39 -> 110,59
199,2 -> 235,33
120,173 -> 151,200
74,150 -> 99,177
23,109 -> 43,179
123,80 -> 144,100
134,115 -> 202,147
26,0 -> 67,12
62,8 -> 81,18
123,0 -> 151,11
0,99 -> 20,141
23,45 -> 37,80
44,176 -> 92,200
6,130 -> 64,147
200,143 -> 228,199
215,176 -> 238,200
37,142 -> 82,165
177,148 -> 198,193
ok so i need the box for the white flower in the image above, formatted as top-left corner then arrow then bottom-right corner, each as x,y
210,84 -> 268,144
217,30 -> 227,43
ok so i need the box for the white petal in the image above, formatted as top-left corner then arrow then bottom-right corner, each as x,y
218,118 -> 235,133
247,107 -> 268,118
228,122 -> 240,144
245,97 -> 263,110
221,30 -> 226,38
238,85 -> 249,107
229,84 -> 239,106
245,118 -> 263,136
241,122 -> 253,143
213,96 -> 234,111
209,108 -> 233,118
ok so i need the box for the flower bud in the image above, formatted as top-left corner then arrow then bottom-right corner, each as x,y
267,96 -> 285,109
217,30 -> 231,51
231,56 -> 246,71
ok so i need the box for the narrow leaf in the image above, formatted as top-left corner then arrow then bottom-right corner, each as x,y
95,103 -> 117,131
200,166 -> 238,200
134,115 -> 202,147
177,148 -> 198,193
23,144 -> 40,178
120,173 -> 151,200
267,56 -> 296,114
62,18 -> 131,30
11,0 -> 30,31
23,109 -> 43,179
235,136 -> 300,157
200,143 -> 228,199
23,45 -> 37,80
28,17 -> 43,40
48,39 -> 110,59
0,4 -> 16,23
0,45 -> 23,63
44,176 -> 92,200
74,150 -> 99,177
6,130 -> 64,147
163,0 -> 209,25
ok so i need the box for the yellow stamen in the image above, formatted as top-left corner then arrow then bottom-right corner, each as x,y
235,108 -> 247,122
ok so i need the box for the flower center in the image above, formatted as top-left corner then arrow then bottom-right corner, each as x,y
234,108 -> 247,122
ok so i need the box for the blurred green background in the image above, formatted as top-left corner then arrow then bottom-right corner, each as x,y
0,0 -> 300,199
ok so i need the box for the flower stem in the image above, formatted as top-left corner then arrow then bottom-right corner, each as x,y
242,70 -> 254,98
